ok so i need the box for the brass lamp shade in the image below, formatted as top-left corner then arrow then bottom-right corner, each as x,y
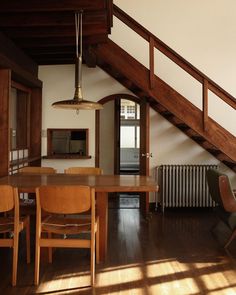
52,99 -> 103,110
51,11 -> 103,111
52,86 -> 103,110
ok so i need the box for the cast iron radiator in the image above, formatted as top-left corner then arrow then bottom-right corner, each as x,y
157,164 -> 218,211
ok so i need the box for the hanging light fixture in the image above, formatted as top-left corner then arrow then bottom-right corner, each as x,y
52,11 -> 103,110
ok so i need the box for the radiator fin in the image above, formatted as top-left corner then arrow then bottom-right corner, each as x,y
158,165 -> 217,211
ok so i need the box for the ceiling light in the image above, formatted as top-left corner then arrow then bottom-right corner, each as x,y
52,11 -> 103,111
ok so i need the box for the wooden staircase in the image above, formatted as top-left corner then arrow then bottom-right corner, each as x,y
92,5 -> 236,172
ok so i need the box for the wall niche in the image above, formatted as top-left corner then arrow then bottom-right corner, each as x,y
46,128 -> 91,159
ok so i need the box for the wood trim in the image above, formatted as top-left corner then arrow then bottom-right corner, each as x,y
30,87 -> 42,160
99,93 -> 140,105
203,79 -> 208,131
11,80 -> 32,93
139,98 -> 150,218
149,36 -> 155,89
95,93 -> 140,173
0,69 -> 11,177
139,98 -> 150,176
95,110 -> 100,167
114,98 -> 120,174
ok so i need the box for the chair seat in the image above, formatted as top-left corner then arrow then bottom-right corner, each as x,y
0,216 -> 27,233
42,215 -> 98,235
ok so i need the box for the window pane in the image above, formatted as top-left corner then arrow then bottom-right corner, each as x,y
136,126 -> 140,148
120,126 -> 135,148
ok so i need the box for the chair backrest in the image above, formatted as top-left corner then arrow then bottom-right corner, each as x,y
219,173 -> 236,212
64,167 -> 102,175
36,185 -> 94,214
0,185 -> 19,225
19,166 -> 56,174
206,168 -> 224,206
206,168 -> 235,212
0,185 -> 16,213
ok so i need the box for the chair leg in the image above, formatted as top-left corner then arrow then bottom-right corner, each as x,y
96,219 -> 100,264
34,237 -> 40,285
25,216 -> 31,264
91,233 -> 96,286
224,228 -> 236,248
48,232 -> 52,263
12,232 -> 19,286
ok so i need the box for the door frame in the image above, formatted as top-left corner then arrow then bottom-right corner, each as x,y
95,94 -> 140,169
95,94 -> 150,216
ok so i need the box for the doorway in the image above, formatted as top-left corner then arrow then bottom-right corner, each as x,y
96,94 -> 150,214
119,98 -> 140,175
115,98 -> 140,208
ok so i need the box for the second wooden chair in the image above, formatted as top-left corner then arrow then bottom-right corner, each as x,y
34,185 -> 99,286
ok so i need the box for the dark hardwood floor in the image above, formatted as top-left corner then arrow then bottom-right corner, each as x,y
1,201 -> 236,294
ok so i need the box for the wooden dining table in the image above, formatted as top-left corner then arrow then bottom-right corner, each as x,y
0,173 -> 158,261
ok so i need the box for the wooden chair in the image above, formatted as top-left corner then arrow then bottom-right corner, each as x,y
206,168 -> 236,248
64,167 -> 102,175
0,185 -> 30,286
34,185 -> 99,286
18,166 -> 56,215
19,166 -> 56,174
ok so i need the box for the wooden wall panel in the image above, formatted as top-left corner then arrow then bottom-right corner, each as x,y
0,69 -> 11,176
30,87 -> 42,165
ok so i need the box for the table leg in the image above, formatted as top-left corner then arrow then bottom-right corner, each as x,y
96,192 -> 108,262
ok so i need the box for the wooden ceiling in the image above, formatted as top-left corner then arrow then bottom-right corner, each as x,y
0,0 -> 113,65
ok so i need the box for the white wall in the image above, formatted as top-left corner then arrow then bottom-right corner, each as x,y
39,1 -> 236,191
39,64 -> 131,173
99,100 -> 115,174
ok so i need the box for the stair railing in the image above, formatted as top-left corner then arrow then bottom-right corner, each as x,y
113,5 -> 236,131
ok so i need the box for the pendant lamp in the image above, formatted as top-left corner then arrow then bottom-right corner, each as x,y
52,11 -> 103,110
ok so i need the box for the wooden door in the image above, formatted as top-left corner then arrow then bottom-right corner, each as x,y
114,98 -> 121,174
139,98 -> 150,217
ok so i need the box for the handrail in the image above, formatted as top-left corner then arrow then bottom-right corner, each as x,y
113,5 -> 236,115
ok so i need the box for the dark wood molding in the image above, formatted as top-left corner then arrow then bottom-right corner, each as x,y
0,31 -> 38,76
30,87 -> 42,162
95,110 -> 100,167
0,1 -> 113,65
0,69 -> 11,177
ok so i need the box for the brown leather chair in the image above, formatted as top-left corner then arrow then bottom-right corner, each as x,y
34,185 -> 99,286
206,168 -> 236,248
0,185 -> 30,286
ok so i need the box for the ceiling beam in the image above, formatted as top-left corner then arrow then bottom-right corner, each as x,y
0,11 -> 107,27
18,35 -> 108,48
3,25 -> 108,38
0,0 -> 106,12
0,31 -> 38,76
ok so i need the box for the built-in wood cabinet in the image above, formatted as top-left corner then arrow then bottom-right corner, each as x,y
0,68 -> 42,176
